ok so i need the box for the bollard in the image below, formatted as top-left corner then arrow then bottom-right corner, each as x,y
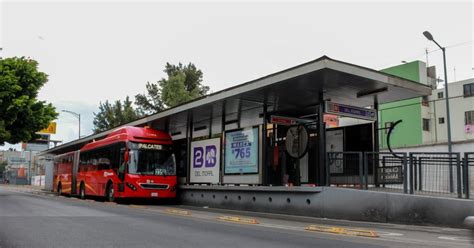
464,216 -> 474,246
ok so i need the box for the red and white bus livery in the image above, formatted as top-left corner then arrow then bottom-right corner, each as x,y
53,126 -> 177,201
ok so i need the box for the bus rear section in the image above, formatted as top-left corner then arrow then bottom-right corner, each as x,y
53,151 -> 79,195
75,126 -> 177,201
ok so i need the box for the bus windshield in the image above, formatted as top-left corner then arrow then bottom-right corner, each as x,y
128,143 -> 176,176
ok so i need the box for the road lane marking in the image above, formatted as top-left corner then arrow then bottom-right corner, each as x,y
164,208 -> 191,216
377,231 -> 404,237
305,225 -> 379,238
438,236 -> 474,242
217,215 -> 259,225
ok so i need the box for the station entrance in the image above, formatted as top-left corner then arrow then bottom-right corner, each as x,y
264,103 -> 376,187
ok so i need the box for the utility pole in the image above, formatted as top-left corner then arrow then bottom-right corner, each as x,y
423,31 -> 452,153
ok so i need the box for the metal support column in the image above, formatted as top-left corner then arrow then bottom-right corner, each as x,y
186,111 -> 193,184
209,106 -> 213,138
373,96 -> 379,187
318,93 -> 327,186
262,103 -> 268,186
220,100 -> 226,185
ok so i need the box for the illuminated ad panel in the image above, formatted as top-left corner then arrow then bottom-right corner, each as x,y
224,127 -> 259,175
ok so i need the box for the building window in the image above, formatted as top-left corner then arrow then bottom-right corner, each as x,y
438,117 -> 445,124
422,118 -> 430,131
437,92 -> 444,99
466,111 -> 474,125
384,122 -> 393,134
421,96 -> 429,107
464,83 -> 474,97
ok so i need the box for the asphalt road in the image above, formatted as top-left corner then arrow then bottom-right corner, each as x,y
0,186 -> 472,248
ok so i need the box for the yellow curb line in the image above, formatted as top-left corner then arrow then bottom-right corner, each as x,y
216,216 -> 259,225
305,225 -> 378,238
164,208 -> 191,216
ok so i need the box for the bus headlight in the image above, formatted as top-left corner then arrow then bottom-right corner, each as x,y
126,182 -> 137,191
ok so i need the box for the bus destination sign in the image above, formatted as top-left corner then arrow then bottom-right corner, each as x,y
138,143 -> 163,150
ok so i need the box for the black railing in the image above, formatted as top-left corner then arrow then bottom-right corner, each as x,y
409,152 -> 461,198
327,151 -> 472,199
464,153 -> 474,199
327,152 -> 363,188
364,152 -> 407,193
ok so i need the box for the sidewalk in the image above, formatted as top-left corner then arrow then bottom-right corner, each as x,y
0,184 -> 55,195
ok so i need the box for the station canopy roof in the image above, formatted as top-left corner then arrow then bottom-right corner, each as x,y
41,56 -> 431,155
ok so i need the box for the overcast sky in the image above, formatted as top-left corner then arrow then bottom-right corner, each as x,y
1,0 -> 473,149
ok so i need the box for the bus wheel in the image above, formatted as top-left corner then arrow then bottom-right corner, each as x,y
57,183 -> 62,196
106,183 -> 115,202
79,183 -> 86,200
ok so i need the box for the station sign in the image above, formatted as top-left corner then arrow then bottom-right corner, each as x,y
377,166 -> 403,184
37,122 -> 57,134
325,101 -> 377,121
270,115 -> 312,126
190,138 -> 221,184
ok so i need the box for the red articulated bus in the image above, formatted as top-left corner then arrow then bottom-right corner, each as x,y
53,126 -> 177,201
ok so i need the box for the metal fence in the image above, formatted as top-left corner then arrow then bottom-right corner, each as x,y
364,152 -> 407,194
409,152 -> 461,198
327,152 -> 363,188
327,151 -> 472,199
464,152 -> 474,199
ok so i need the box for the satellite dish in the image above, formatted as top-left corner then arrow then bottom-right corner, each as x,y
285,126 -> 309,158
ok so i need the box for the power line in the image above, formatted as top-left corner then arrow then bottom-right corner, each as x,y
376,40 -> 474,69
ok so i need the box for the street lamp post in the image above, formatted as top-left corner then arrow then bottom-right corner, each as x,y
62,110 -> 81,139
423,31 -> 452,153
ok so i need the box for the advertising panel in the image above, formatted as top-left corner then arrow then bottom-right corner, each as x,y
190,138 -> 221,183
37,122 -> 57,134
224,127 -> 259,174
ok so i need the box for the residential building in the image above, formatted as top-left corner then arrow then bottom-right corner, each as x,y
379,61 -> 473,153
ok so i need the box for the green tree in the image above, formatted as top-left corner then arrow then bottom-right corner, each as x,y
135,62 -> 209,115
0,160 -> 7,176
92,96 -> 139,133
0,57 -> 57,145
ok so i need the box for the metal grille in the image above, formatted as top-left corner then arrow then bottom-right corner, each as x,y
464,153 -> 474,199
139,183 -> 169,190
409,152 -> 461,198
327,152 -> 363,188
365,152 -> 407,193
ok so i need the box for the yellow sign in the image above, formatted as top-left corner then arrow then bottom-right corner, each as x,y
38,122 -> 57,134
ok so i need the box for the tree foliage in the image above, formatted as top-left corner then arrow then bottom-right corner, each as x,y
0,160 -> 7,175
0,57 -> 57,145
135,62 -> 209,115
92,96 -> 139,133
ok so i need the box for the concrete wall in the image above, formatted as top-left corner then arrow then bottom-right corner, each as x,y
180,186 -> 474,227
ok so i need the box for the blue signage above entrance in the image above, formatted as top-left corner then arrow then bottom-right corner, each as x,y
325,101 -> 377,121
